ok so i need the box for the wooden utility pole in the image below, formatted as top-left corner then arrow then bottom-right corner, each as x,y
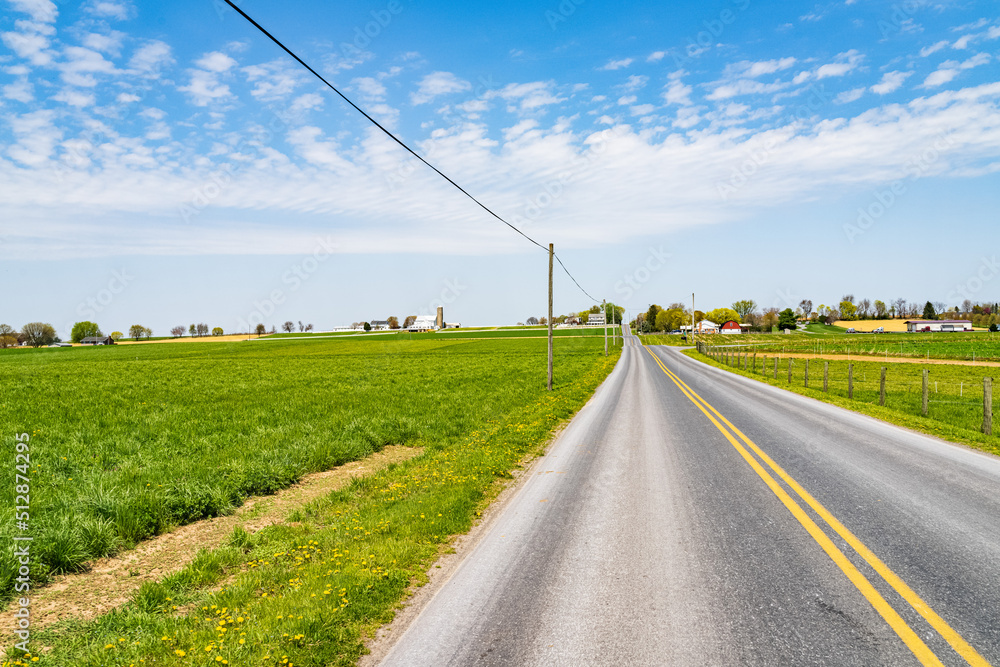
879,367 -> 887,406
548,243 -> 554,391
922,369 -> 929,416
983,377 -> 993,436
603,299 -> 608,357
848,364 -> 854,399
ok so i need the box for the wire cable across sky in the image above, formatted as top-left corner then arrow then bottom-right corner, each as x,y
222,0 -> 602,305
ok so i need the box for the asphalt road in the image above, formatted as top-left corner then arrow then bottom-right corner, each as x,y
379,328 -> 1000,666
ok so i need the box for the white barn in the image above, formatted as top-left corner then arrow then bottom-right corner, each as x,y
905,319 -> 973,332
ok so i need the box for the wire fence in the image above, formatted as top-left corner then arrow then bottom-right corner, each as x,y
697,343 -> 996,437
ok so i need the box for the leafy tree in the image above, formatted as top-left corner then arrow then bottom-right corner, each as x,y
212,327 -> 224,336
761,308 -> 780,330
282,321 -> 295,333
110,331 -> 123,341
189,324 -> 196,336
798,299 -> 813,319
255,323 -> 266,337
644,305 -> 661,333
526,316 -> 539,325
21,322 -> 57,347
170,326 -> 185,337
0,323 -> 17,348
732,300 -> 757,320
142,326 -> 153,339
858,298 -> 872,319
128,324 -> 145,341
388,316 -> 400,329
403,315 -> 416,328
196,323 -> 208,336
305,323 -> 313,332
539,317 -> 547,325
778,308 -> 797,331
874,300 -> 888,319
70,321 -> 102,343
298,320 -> 304,332
705,307 -> 740,325
655,308 -> 685,332
602,302 -> 625,324
839,301 -> 857,320
923,301 -> 937,320
842,294 -> 855,305
363,322 -> 371,331
990,323 -> 998,333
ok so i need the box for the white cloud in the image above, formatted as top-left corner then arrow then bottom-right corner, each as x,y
618,75 -> 648,93
128,40 -> 173,75
242,60 -> 304,101
286,126 -> 354,172
921,53 -> 991,88
8,0 -> 57,23
647,51 -> 665,63
290,93 -> 324,113
59,46 -> 118,87
82,31 -> 126,56
85,0 -> 132,20
52,89 -> 96,107
663,75 -> 693,106
599,58 -> 633,71
6,109 -> 61,166
411,71 -> 471,105
488,81 -> 564,112
725,57 -> 797,78
920,41 -> 948,57
835,88 -> 864,104
793,50 -> 864,83
2,79 -> 34,103
352,76 -> 387,101
1,28 -> 53,66
871,70 -> 913,94
196,51 -> 237,73
116,92 -> 140,103
617,95 -> 637,105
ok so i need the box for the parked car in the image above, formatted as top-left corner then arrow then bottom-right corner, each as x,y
846,328 -> 856,334
873,327 -> 885,334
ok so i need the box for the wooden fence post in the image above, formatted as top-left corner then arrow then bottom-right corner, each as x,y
824,362 -> 829,392
804,359 -> 809,388
787,358 -> 793,383
753,352 -> 757,373
773,357 -> 778,380
922,369 -> 929,416
879,367 -> 886,406
762,355 -> 767,375
984,377 -> 993,436
848,364 -> 854,399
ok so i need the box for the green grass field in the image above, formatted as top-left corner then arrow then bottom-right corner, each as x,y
1,336 -> 619,665
690,347 -> 998,453
263,327 -> 611,341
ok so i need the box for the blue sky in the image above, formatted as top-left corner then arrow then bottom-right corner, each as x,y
2,0 -> 999,336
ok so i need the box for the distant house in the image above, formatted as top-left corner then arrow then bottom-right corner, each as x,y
564,316 -> 581,326
408,315 -> 438,332
905,319 -> 973,332
587,313 -> 606,327
81,336 -> 115,345
444,322 -> 461,329
719,320 -> 746,334
370,320 -> 391,331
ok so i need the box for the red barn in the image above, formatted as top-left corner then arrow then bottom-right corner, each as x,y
720,320 -> 743,334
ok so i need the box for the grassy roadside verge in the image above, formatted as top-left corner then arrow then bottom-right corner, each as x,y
4,344 -> 620,666
681,348 -> 999,458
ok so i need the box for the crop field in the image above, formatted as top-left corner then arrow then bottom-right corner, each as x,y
264,327 -> 611,341
697,331 -> 1000,362
1,336 -> 618,665
689,347 -> 998,452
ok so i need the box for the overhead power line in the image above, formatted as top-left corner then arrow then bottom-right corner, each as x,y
222,0 -> 602,305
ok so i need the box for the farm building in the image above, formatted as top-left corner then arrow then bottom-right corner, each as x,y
408,315 -> 438,332
587,313 -> 606,326
719,320 -> 748,334
680,320 -> 720,334
905,319 -> 973,332
370,320 -> 391,331
80,336 -> 115,345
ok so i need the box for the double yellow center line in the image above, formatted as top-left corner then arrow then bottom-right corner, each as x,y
643,347 -> 989,667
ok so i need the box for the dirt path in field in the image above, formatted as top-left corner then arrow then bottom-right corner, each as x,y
0,445 -> 422,645
746,352 -> 1000,368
